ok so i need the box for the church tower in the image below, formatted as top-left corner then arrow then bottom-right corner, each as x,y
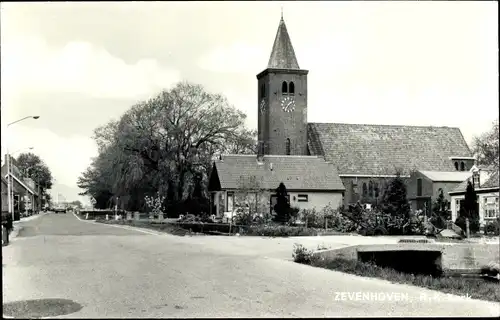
257,14 -> 309,156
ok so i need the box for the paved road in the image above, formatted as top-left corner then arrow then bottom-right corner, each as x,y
3,213 -> 499,318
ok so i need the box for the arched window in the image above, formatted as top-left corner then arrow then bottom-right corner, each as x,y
362,183 -> 367,196
282,81 -> 288,95
369,181 -> 373,197
289,82 -> 295,95
454,162 -> 459,171
460,162 -> 465,171
260,83 -> 266,98
286,138 -> 291,155
374,183 -> 379,198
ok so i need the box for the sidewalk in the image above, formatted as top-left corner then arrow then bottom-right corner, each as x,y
8,212 -> 48,241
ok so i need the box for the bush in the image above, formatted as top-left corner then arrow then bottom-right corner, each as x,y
292,243 -> 314,264
244,225 -> 318,237
455,215 -> 480,235
484,219 -> 500,236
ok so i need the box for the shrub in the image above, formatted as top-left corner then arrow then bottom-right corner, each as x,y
455,215 -> 480,235
292,243 -> 314,264
481,261 -> 500,278
484,219 -> 500,236
245,225 -> 318,237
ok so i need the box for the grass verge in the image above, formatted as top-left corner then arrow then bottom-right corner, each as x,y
293,244 -> 500,303
95,219 -> 191,236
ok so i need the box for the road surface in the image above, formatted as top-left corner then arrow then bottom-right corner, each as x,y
2,213 -> 499,318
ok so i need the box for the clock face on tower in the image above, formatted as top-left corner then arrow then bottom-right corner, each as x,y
259,99 -> 266,115
281,96 -> 296,113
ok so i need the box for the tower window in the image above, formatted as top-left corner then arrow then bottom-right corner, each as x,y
260,83 -> 266,98
460,162 -> 465,171
282,81 -> 288,95
454,162 -> 459,171
286,138 -> 291,155
289,82 -> 295,95
417,178 -> 422,197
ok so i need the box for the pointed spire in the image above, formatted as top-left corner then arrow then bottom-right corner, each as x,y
267,14 -> 300,69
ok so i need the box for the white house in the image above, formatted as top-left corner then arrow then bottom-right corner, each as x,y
449,169 -> 499,226
208,154 -> 346,218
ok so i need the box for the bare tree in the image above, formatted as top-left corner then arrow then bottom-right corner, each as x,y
471,119 -> 499,174
234,175 -> 271,224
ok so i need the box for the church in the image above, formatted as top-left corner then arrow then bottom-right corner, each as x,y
208,16 -> 473,217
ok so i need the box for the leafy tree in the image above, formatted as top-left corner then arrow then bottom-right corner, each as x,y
455,181 -> 480,234
15,152 -> 53,207
68,200 -> 83,209
379,173 -> 410,219
273,182 -> 291,223
77,81 -> 254,212
471,119 -> 499,174
431,189 -> 450,229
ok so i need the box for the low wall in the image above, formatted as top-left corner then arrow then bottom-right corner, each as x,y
312,243 -> 500,274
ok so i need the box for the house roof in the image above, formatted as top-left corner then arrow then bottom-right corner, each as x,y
308,123 -> 472,176
449,171 -> 499,194
3,173 -> 37,195
482,171 -> 499,189
211,154 -> 345,191
419,171 -> 472,182
267,17 -> 300,69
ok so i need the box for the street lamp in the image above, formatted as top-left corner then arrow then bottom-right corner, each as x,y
6,116 -> 40,221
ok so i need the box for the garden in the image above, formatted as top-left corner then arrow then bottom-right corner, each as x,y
85,174 -> 500,239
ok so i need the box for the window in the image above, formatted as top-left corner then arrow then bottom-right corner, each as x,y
289,82 -> 295,95
368,181 -> 373,197
460,162 -> 465,171
417,178 -> 422,196
473,173 -> 480,188
454,162 -> 459,171
286,138 -> 291,155
260,83 -> 266,98
352,180 -> 358,194
484,196 -> 499,219
282,81 -> 288,95
227,192 -> 234,212
362,183 -> 367,196
297,194 -> 308,202
374,183 -> 379,198
455,199 -> 461,214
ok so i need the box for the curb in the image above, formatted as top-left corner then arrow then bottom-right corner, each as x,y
72,212 -> 164,236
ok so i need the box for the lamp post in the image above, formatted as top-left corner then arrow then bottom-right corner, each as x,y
6,116 -> 40,221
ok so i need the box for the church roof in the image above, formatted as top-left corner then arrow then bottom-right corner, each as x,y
418,171 -> 472,182
267,17 -> 300,69
308,123 -> 473,176
210,155 -> 345,191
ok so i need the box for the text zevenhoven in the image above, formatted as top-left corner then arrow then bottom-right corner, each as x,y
334,292 -> 409,301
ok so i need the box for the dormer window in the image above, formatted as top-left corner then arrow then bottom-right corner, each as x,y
460,162 -> 465,171
282,81 -> 288,95
289,82 -> 295,95
473,172 -> 480,188
454,162 -> 459,171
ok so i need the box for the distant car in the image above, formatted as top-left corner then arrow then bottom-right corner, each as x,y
54,206 -> 67,214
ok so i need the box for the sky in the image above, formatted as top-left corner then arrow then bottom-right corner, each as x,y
1,1 -> 498,205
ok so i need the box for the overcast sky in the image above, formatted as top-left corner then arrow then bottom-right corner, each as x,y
1,1 -> 498,204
